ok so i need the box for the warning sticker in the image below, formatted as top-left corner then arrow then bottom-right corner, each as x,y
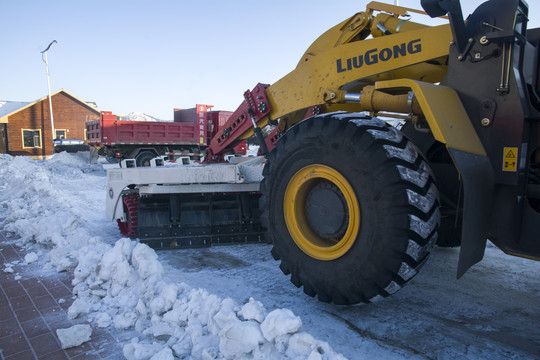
502,147 -> 518,172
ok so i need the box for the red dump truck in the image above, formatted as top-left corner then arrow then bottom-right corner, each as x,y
86,105 -> 246,166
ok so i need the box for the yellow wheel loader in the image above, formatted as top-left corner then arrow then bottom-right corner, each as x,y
106,0 -> 540,304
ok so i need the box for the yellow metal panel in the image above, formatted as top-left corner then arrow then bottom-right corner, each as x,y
366,1 -> 414,16
375,79 -> 486,156
267,24 -> 452,121
366,1 -> 448,19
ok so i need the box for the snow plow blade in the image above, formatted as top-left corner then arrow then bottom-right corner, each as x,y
138,192 -> 263,249
106,157 -> 265,249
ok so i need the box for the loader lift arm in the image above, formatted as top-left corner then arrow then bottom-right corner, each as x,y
204,1 -> 452,162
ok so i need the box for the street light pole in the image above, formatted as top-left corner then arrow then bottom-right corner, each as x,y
41,40 -> 57,151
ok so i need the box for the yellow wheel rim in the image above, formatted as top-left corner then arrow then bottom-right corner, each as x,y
283,164 -> 361,261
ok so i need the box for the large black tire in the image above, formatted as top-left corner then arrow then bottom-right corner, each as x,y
135,151 -> 156,167
400,123 -> 462,247
260,113 -> 440,304
105,155 -> 121,164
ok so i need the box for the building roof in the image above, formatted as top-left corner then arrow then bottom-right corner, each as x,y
0,89 -> 99,123
0,101 -> 31,123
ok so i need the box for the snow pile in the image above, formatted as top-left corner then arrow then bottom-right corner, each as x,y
121,112 -> 169,122
0,153 -> 346,360
73,237 -> 345,359
0,153 -> 102,272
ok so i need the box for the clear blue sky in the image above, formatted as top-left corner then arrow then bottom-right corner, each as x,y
2,0 -> 538,120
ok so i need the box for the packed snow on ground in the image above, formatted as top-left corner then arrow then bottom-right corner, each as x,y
0,151 -> 539,359
0,152 -> 345,359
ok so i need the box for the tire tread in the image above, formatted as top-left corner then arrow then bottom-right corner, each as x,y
261,114 -> 440,304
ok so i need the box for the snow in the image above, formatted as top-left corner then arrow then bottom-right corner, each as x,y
56,324 -> 93,349
0,100 -> 30,118
1,151 -> 539,359
0,152 -> 344,359
238,298 -> 266,323
246,145 -> 259,157
260,309 -> 302,342
67,298 -> 92,319
24,251 -> 38,264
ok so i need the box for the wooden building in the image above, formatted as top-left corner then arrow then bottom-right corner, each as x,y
0,90 -> 100,159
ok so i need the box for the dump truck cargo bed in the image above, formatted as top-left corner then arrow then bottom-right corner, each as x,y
87,113 -> 201,146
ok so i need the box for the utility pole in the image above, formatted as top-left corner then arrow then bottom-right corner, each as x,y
41,40 -> 57,152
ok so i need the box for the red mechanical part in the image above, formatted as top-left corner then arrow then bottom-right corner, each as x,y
303,105 -> 324,119
205,83 -> 271,162
117,194 -> 139,238
261,105 -> 324,155
263,126 -> 282,154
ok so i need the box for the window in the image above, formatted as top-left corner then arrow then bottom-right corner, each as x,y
22,129 -> 41,148
55,129 -> 66,139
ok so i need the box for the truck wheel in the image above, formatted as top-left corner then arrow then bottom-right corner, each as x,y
260,113 -> 440,304
106,155 -> 120,164
136,151 -> 155,167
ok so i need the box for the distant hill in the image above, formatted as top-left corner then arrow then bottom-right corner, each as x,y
121,112 -> 171,122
